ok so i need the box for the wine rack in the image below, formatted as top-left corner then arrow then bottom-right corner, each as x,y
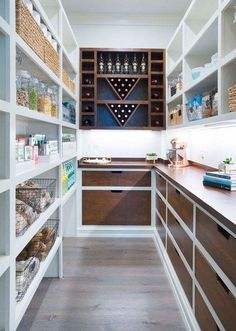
80,48 -> 166,130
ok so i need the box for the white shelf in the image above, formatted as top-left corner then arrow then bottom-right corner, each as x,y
221,0 -> 234,11
0,179 -> 10,194
15,106 -> 61,125
15,198 -> 61,257
0,99 -> 10,113
167,56 -> 183,78
184,65 -> 218,93
62,121 -> 77,129
15,237 -> 62,329
15,158 -> 61,185
15,34 -> 61,87
0,16 -> 11,36
62,152 -> 78,163
62,47 -> 77,74
62,83 -> 77,101
0,256 -> 10,278
167,91 -> 183,104
221,49 -> 236,67
62,184 -> 77,206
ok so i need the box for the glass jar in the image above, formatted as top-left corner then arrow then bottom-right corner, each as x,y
37,83 -> 51,115
50,86 -> 58,118
16,70 -> 31,107
28,77 -> 38,111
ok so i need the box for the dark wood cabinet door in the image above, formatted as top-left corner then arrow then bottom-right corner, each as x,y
82,170 -> 151,187
196,208 -> 236,287
167,209 -> 193,268
195,288 -> 219,331
156,193 -> 166,222
167,235 -> 192,306
195,248 -> 236,331
156,212 -> 166,247
82,190 -> 151,225
167,183 -> 193,231
156,172 -> 166,198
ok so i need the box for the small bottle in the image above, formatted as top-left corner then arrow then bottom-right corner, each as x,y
107,53 -> 113,74
115,54 -> 121,73
98,53 -> 105,73
123,53 -> 129,74
132,54 -> 138,74
140,53 -> 146,74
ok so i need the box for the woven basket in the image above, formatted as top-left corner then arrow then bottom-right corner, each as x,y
16,0 -> 44,61
69,80 -> 76,94
228,85 -> 236,112
44,38 -> 60,77
63,69 -> 76,94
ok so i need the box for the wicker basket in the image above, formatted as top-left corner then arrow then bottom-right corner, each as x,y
16,179 -> 56,213
69,80 -> 76,94
16,0 -> 44,61
44,38 -> 60,77
228,85 -> 236,113
63,69 -> 76,94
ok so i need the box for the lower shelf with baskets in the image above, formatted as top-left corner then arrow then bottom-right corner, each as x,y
16,219 -> 59,303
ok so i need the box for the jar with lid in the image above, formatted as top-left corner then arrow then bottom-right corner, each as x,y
37,83 -> 51,115
28,77 -> 39,111
16,70 -> 31,107
50,86 -> 58,118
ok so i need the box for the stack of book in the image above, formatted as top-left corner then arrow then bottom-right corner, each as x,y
203,171 -> 236,191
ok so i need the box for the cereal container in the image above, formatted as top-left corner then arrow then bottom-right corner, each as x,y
16,70 -> 31,107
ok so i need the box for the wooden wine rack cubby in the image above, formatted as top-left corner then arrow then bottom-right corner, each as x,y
80,48 -> 166,130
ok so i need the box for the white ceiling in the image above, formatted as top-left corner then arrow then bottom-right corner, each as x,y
61,0 -> 191,17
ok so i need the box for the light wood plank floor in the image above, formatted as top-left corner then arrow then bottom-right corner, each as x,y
18,238 -> 187,331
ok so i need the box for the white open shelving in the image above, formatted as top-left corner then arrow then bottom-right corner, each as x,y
0,0 -> 79,329
166,0 -> 236,128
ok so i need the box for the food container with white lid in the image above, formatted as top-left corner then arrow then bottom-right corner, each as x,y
23,0 -> 33,13
191,67 -> 204,80
33,10 -> 41,26
40,23 -> 47,36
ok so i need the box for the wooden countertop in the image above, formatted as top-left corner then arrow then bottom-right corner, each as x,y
78,158 -> 236,231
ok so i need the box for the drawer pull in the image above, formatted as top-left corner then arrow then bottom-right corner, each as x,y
174,217 -> 180,225
111,190 -> 123,193
216,326 -> 220,331
217,224 -> 230,240
175,189 -> 180,195
216,274 -> 230,294
111,171 -> 122,174
174,248 -> 180,257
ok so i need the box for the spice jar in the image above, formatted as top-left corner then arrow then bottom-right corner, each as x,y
28,77 -> 38,111
37,83 -> 51,115
16,70 -> 30,107
50,86 -> 58,118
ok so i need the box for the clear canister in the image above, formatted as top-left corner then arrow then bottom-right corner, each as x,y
50,86 -> 58,118
37,83 -> 51,115
28,77 -> 39,111
16,70 -> 31,107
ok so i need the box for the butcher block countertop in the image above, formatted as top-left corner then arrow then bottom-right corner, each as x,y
78,158 -> 236,231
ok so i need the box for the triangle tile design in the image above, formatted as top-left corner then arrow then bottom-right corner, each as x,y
107,78 -> 138,100
107,103 -> 138,126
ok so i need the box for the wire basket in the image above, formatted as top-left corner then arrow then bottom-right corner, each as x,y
16,199 -> 39,237
44,38 -> 60,77
36,219 -> 59,261
16,0 -> 45,61
16,179 -> 56,213
16,255 -> 40,302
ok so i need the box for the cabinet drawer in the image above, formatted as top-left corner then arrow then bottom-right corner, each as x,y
195,248 -> 236,331
195,288 -> 219,331
156,212 -> 166,246
196,208 -> 236,286
82,190 -> 151,225
82,171 -> 151,187
156,193 -> 166,222
167,209 -> 193,268
167,235 -> 192,305
156,172 -> 166,198
167,183 -> 193,231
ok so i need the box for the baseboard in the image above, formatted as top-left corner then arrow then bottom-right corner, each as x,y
153,229 -> 200,331
77,225 -> 155,237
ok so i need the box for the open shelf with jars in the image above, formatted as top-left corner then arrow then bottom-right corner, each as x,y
80,48 -> 166,130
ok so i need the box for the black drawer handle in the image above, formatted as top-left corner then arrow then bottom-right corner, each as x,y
216,274 -> 230,294
217,224 -> 230,240
175,218 -> 180,225
175,189 -> 180,195
174,248 -> 180,257
111,190 -> 123,193
216,326 -> 220,331
111,171 -> 122,174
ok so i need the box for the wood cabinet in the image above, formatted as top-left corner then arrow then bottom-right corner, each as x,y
156,193 -> 166,222
82,190 -> 151,225
80,48 -> 166,130
156,173 -> 166,198
196,207 -> 236,286
82,170 -> 151,187
156,212 -> 166,246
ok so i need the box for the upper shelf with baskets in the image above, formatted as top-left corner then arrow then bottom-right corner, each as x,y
166,0 -> 236,128
80,48 -> 166,130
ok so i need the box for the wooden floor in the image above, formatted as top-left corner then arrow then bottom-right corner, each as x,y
18,238 -> 187,331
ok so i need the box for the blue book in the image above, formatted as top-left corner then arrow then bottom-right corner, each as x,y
205,171 -> 236,180
204,175 -> 236,185
203,181 -> 236,191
